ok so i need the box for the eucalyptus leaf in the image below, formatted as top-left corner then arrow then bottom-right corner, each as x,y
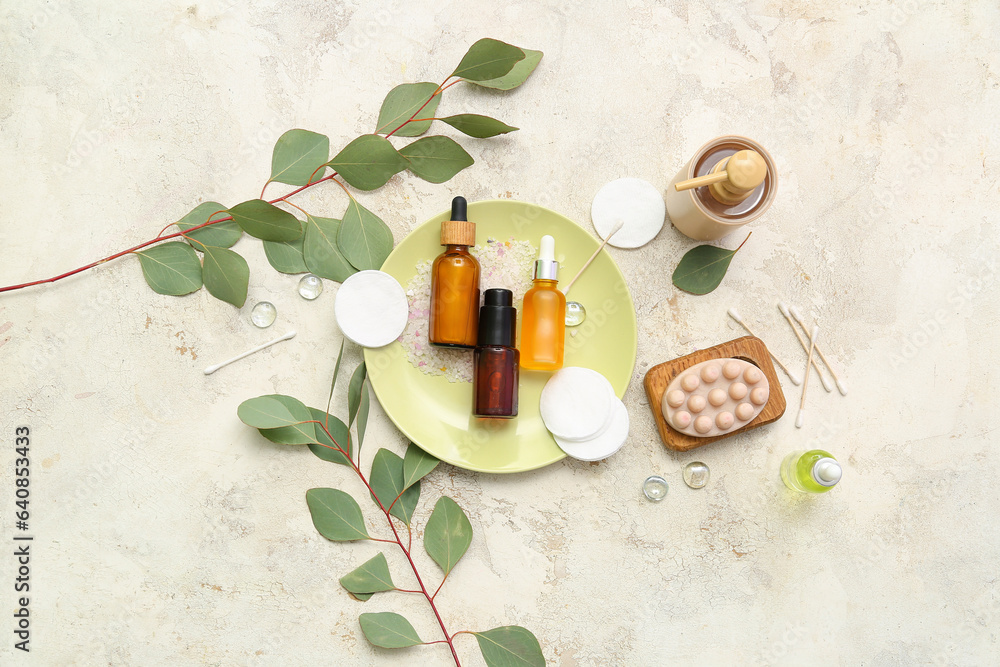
258,424 -> 315,446
256,394 -> 319,445
452,38 -> 525,82
375,82 -> 442,137
351,592 -> 374,602
339,552 -> 395,597
307,407 -> 351,466
306,488 -> 370,542
337,198 -> 393,271
357,381 -> 370,449
439,114 -> 518,138
270,129 -> 330,186
402,443 -> 439,491
399,136 -> 474,184
348,362 -> 367,426
303,215 -> 356,281
263,237 -> 308,274
468,48 -> 543,90
326,134 -> 408,191
423,496 -> 472,575
228,199 -> 303,242
134,242 -> 202,296
671,232 -> 752,295
359,612 -> 422,649
238,394 -> 312,429
176,202 -> 241,249
473,626 -> 545,667
369,449 -> 420,525
326,340 -> 345,415
201,245 -> 249,307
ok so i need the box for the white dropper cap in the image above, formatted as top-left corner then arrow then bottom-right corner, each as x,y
539,235 -> 555,261
811,458 -> 842,487
534,235 -> 558,280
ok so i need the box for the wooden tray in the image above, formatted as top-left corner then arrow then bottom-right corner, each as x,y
643,336 -> 786,452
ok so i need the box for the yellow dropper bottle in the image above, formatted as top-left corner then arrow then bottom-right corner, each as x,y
520,235 -> 565,371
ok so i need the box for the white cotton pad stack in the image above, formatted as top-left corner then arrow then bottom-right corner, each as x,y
334,270 -> 408,348
591,177 -> 665,248
539,367 -> 630,461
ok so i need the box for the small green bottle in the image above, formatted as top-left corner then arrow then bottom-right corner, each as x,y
780,449 -> 842,493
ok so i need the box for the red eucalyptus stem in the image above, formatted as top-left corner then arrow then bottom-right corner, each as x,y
0,215 -> 232,293
305,420 -> 462,667
734,231 -> 752,253
0,173 -> 337,295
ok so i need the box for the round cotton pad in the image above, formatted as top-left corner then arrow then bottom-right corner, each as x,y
539,367 -> 614,441
591,177 -> 665,248
554,399 -> 630,461
555,380 -> 618,443
335,270 -> 408,348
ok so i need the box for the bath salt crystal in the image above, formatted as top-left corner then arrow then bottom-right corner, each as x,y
335,270 -> 408,348
399,237 -> 536,383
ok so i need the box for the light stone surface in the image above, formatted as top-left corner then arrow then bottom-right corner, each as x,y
1,1 -> 998,665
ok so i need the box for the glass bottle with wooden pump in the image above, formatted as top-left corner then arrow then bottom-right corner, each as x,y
473,288 -> 519,419
666,136 -> 777,241
520,235 -> 565,371
429,196 -> 480,348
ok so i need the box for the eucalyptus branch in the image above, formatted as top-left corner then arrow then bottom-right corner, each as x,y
1,38 -> 539,305
302,416 -> 463,665
239,346 -> 545,665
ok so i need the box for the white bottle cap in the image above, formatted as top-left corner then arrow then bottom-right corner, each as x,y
811,458 -> 842,487
539,235 -> 555,261
534,235 -> 558,280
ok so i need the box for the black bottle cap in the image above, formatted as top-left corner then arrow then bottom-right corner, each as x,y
451,196 -> 468,221
477,288 -> 516,347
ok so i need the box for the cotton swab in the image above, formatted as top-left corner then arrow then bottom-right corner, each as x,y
789,305 -> 847,396
778,303 -> 833,393
203,330 -> 296,375
795,325 -> 819,428
726,308 -> 802,385
563,219 -> 623,296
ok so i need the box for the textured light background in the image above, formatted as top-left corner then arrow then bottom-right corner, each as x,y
1,1 -> 998,665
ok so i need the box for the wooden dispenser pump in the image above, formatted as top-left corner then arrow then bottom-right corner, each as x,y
673,150 -> 768,205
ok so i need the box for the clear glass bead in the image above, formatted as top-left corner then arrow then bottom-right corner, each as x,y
642,475 -> 669,501
298,274 -> 323,300
250,301 -> 277,328
565,301 -> 587,327
683,461 -> 710,489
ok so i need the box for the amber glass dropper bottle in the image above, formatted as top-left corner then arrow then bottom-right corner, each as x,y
520,235 -> 565,371
429,196 -> 480,348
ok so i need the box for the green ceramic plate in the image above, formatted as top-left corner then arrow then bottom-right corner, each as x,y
364,200 -> 637,473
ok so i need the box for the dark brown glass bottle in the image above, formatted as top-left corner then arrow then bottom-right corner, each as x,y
429,197 -> 480,348
473,288 -> 519,418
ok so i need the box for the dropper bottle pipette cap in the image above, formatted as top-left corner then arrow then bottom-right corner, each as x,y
534,234 -> 558,280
